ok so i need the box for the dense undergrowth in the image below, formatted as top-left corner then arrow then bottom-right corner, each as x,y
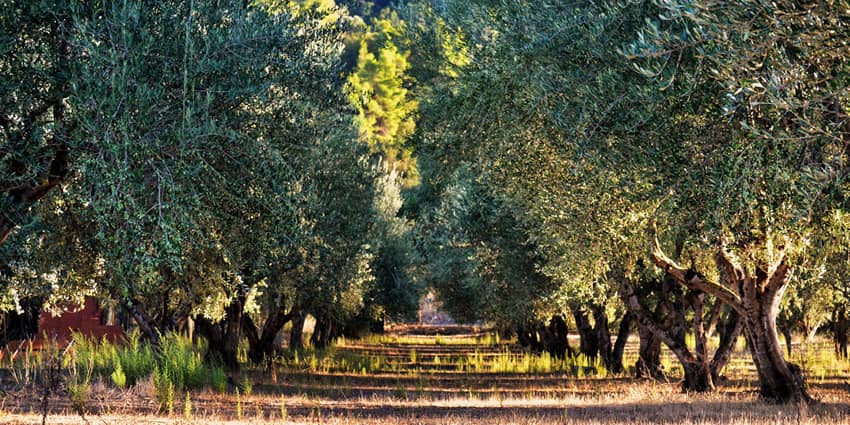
2,331 -> 228,415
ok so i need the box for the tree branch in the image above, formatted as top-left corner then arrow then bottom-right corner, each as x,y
710,308 -> 743,377
765,254 -> 790,293
618,277 -> 696,364
717,243 -> 747,300
651,236 -> 744,312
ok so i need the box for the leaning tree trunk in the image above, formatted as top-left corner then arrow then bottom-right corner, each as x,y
652,240 -> 813,403
289,311 -> 306,350
126,301 -> 162,345
710,308 -> 743,381
609,311 -> 633,374
635,323 -> 663,379
620,277 -> 715,392
591,305 -> 612,367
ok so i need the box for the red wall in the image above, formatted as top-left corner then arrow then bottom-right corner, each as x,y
33,297 -> 124,347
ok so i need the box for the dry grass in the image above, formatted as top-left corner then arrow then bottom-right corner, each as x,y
2,327 -> 850,424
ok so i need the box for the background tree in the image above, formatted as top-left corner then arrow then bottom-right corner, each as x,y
410,0 -> 850,403
421,167 -> 554,334
347,10 -> 419,188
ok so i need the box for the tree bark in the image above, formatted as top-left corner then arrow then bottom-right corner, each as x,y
833,307 -> 849,358
652,239 -> 813,403
742,311 -> 810,402
609,312 -> 632,374
243,308 -> 292,364
704,301 -> 723,338
682,361 -> 714,392
126,301 -> 161,345
195,296 -> 245,370
547,315 -> 573,358
710,308 -> 743,381
311,316 -> 337,349
619,276 -> 715,392
591,305 -> 612,367
220,297 -> 244,370
572,308 -> 598,359
635,323 -> 663,379
289,311 -> 306,350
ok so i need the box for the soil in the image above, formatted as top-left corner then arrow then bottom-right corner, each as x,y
2,325 -> 850,424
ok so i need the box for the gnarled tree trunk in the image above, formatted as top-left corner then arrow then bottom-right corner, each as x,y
572,305 -> 632,374
572,308 -> 598,359
548,315 -> 574,358
652,240 -> 813,403
310,315 -> 337,349
514,316 -> 575,359
618,259 -> 745,393
635,323 -> 663,379
620,277 -> 717,392
195,294 -> 246,370
609,311 -> 633,374
289,311 -> 306,350
592,305 -> 612,367
243,308 -> 292,364
711,308 -> 742,381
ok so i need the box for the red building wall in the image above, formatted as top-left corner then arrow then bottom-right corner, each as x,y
35,296 -> 124,347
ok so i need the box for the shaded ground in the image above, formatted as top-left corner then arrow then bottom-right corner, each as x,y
2,325 -> 850,424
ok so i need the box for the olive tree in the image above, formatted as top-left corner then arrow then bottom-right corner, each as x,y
0,1 -> 78,248
419,0 -> 850,403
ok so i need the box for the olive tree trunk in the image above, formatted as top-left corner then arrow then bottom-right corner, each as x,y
289,311 -> 306,350
547,315 -> 574,358
833,306 -> 849,359
569,305 -> 632,374
609,311 -> 633,374
620,278 -> 718,392
242,309 -> 292,364
195,294 -> 246,370
652,240 -> 813,403
572,308 -> 599,359
635,323 -> 663,379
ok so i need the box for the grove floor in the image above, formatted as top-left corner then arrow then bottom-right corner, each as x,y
2,324 -> 850,424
